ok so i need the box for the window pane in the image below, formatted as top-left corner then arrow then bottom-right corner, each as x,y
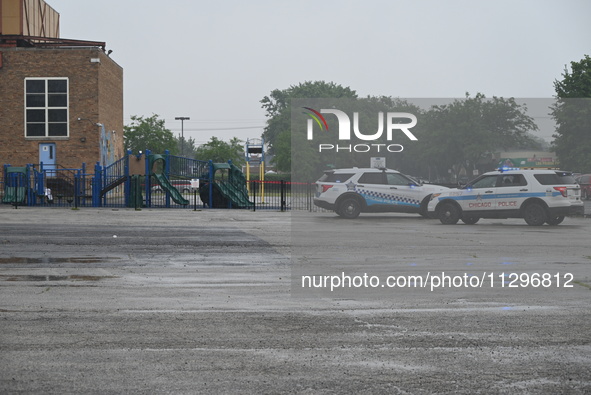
26,80 -> 45,93
319,173 -> 354,183
48,109 -> 67,122
48,94 -> 67,107
386,173 -> 409,185
48,123 -> 68,136
26,94 -> 45,107
48,79 -> 67,93
26,109 -> 46,122
471,176 -> 498,189
358,173 -> 384,184
26,123 -> 46,136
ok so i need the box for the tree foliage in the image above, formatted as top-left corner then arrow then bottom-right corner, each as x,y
406,94 -> 539,180
551,55 -> 591,172
195,136 -> 245,166
124,114 -> 177,155
175,135 -> 198,158
260,81 -> 357,172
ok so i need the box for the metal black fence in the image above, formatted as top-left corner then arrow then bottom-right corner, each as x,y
1,169 -> 324,212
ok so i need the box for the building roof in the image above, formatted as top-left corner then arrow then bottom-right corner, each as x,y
0,34 -> 106,50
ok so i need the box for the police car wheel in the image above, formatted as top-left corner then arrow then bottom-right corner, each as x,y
439,203 -> 460,225
461,216 -> 480,225
337,197 -> 362,219
546,215 -> 565,226
523,203 -> 547,226
419,197 -> 431,218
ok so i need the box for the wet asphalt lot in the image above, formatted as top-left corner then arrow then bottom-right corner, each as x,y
0,204 -> 590,394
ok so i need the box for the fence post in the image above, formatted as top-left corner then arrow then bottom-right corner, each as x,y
92,162 -> 102,207
25,164 -> 32,206
74,170 -> 80,209
208,160 -> 213,209
13,171 -> 19,209
35,168 -> 44,206
309,182 -> 313,212
164,150 -> 171,208
81,163 -> 87,206
280,180 -> 285,212
252,180 -> 256,212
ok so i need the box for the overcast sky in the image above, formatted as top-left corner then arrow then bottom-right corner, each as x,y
50,0 -> 590,145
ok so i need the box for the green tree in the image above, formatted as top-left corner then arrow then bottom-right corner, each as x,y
260,81 -> 358,172
551,55 -> 591,172
175,135 -> 198,158
124,114 -> 177,154
195,136 -> 245,166
414,94 -> 538,181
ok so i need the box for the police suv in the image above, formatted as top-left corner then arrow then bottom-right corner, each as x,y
428,169 -> 584,226
314,167 -> 449,219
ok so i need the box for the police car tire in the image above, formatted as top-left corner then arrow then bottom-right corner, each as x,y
419,197 -> 431,218
461,216 -> 480,225
337,197 -> 362,219
546,215 -> 565,226
439,202 -> 460,225
523,203 -> 547,226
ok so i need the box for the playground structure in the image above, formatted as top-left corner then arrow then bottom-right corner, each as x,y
245,138 -> 265,201
1,150 -> 254,209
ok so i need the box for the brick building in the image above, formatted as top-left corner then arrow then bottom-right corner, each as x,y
0,0 -> 124,170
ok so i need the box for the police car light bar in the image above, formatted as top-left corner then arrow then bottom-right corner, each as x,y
498,167 -> 520,172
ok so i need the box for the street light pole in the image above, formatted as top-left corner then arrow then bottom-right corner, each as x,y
175,117 -> 190,157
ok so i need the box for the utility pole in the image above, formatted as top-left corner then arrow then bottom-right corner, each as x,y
175,117 -> 190,156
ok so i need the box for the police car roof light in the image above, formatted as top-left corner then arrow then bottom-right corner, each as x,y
498,167 -> 520,173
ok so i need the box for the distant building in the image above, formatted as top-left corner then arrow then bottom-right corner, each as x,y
495,151 -> 559,169
0,0 -> 124,170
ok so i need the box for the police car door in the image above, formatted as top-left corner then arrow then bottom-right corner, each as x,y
384,172 -> 421,210
356,171 -> 388,208
494,173 -> 528,213
462,174 -> 500,213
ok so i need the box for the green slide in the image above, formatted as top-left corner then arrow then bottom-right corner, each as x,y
153,172 -> 189,205
200,163 -> 253,208
149,154 -> 189,205
217,181 -> 252,208
2,167 -> 27,205
2,186 -> 26,204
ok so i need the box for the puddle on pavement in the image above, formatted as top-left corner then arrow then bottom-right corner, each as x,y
0,257 -> 120,264
0,274 -> 117,281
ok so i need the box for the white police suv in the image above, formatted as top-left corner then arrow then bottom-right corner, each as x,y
314,168 -> 449,219
428,169 -> 585,226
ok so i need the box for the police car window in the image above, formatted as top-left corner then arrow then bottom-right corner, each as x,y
386,173 -> 409,185
471,175 -> 498,189
534,173 -> 576,185
555,172 -> 576,184
358,172 -> 385,184
319,173 -> 355,183
499,174 -> 527,187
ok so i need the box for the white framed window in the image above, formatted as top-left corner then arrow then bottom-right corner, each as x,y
24,78 -> 69,138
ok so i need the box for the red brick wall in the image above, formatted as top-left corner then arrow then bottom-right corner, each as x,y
0,47 -> 123,169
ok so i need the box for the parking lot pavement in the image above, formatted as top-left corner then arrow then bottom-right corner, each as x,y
0,206 -> 590,394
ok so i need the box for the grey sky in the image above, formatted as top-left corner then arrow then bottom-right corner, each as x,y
50,0 -> 590,145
